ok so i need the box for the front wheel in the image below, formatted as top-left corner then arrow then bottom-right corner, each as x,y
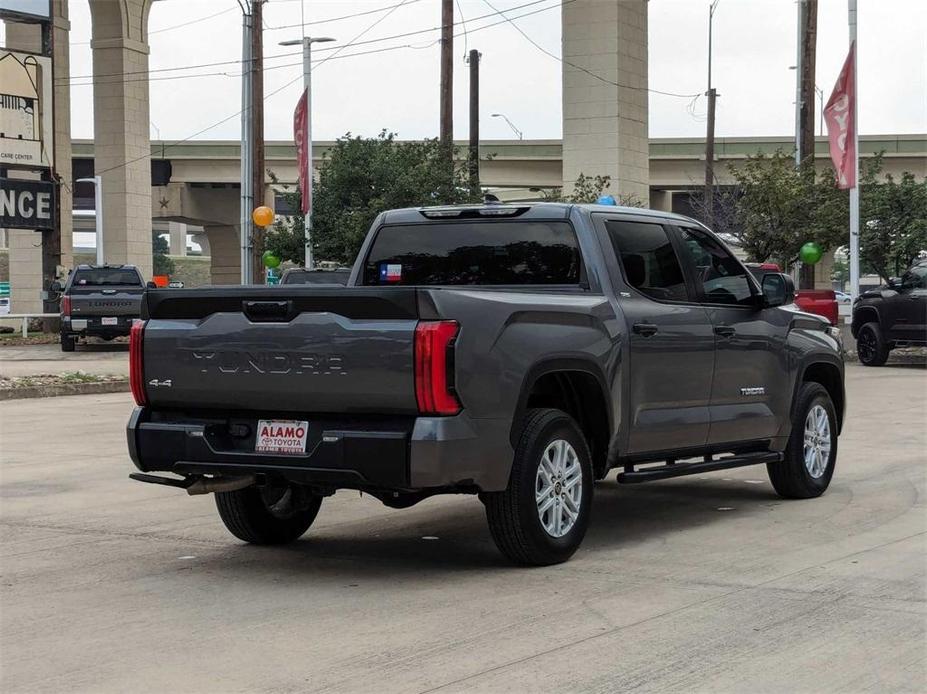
767,382 -> 838,499
856,321 -> 889,366
483,408 -> 593,566
215,483 -> 322,545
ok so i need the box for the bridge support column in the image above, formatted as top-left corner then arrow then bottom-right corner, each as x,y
204,225 -> 240,286
89,0 -> 154,278
562,0 -> 649,204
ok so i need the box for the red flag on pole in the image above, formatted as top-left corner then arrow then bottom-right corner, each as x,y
823,41 -> 857,189
293,88 -> 309,214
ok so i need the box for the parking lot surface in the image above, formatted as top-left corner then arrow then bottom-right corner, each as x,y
1,364 -> 924,693
0,343 -> 128,379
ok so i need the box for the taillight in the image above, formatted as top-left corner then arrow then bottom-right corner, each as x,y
414,320 -> 461,415
60,296 -> 71,316
129,320 -> 147,406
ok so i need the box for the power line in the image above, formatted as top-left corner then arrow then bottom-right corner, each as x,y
481,0 -> 700,98
59,0 -> 553,84
71,6 -> 239,46
264,0 -> 425,32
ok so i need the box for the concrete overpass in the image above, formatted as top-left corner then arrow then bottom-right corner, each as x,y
63,134 -> 925,286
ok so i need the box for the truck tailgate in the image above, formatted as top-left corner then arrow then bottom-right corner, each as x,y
70,289 -> 143,316
140,287 -> 423,414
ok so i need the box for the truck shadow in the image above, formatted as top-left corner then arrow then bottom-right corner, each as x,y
75,341 -> 128,353
205,478 -> 780,577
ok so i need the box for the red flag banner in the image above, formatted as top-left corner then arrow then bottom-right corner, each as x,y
293,88 -> 309,214
823,41 -> 857,190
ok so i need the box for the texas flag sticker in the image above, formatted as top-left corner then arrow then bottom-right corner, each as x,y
380,263 -> 402,283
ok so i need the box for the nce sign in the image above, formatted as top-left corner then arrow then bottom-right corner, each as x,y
0,177 -> 56,230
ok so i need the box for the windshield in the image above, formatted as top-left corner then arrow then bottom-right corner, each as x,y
362,221 -> 582,286
71,268 -> 142,287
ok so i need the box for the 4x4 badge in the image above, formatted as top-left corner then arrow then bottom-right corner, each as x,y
148,379 -> 172,388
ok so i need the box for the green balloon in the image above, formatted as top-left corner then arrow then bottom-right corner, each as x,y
799,242 -> 823,265
262,251 -> 281,269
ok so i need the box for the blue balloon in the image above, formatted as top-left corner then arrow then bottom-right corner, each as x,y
597,195 -> 617,206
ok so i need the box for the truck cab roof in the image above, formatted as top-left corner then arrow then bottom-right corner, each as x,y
379,202 -> 700,226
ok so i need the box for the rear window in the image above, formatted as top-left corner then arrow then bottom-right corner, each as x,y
72,268 -> 142,287
282,269 -> 349,285
362,222 -> 582,286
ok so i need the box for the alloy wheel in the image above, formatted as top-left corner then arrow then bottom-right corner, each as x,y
535,439 -> 583,537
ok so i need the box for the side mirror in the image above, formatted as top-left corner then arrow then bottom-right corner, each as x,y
146,281 -> 158,289
761,272 -> 795,308
886,277 -> 903,289
49,280 -> 63,293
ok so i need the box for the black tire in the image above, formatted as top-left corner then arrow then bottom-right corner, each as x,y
767,382 -> 838,499
483,408 -> 593,566
856,321 -> 889,366
215,483 -> 322,545
60,334 -> 75,352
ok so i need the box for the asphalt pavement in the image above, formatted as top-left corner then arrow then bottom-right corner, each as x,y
0,364 -> 924,693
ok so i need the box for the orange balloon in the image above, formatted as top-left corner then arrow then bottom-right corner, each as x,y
251,205 -> 275,227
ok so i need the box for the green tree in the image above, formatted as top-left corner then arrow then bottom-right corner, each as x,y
266,131 -> 482,266
859,171 -> 927,281
542,173 -> 645,206
152,231 -> 174,276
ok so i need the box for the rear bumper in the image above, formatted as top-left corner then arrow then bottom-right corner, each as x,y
127,408 -> 513,492
64,316 -> 135,337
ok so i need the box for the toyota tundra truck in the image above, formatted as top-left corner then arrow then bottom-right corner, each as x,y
55,264 -> 145,352
127,203 -> 845,565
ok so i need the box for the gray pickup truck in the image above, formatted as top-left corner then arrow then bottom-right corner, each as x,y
55,264 -> 145,352
127,203 -> 845,565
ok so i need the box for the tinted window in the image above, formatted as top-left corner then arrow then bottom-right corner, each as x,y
901,265 -> 927,290
71,268 -> 142,287
362,222 -> 581,286
605,220 -> 689,302
677,228 -> 754,306
282,270 -> 349,285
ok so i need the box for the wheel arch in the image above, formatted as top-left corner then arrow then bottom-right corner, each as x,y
851,305 -> 879,338
512,359 -> 612,479
796,358 -> 845,434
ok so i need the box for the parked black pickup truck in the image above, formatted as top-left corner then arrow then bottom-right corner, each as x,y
54,264 -> 145,352
852,259 -> 927,366
128,203 -> 845,565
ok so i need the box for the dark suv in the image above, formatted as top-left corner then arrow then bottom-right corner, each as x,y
852,259 -> 927,366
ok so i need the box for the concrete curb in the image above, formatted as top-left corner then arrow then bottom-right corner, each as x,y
0,380 -> 130,401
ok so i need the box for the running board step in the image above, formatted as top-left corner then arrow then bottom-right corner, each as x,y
616,452 -> 783,484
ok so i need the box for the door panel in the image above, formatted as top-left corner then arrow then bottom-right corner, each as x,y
598,218 -> 715,455
886,265 -> 927,342
675,227 -> 787,445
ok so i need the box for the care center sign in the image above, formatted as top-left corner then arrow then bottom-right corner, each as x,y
0,49 -> 54,169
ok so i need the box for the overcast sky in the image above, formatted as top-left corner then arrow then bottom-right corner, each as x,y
53,0 -> 927,142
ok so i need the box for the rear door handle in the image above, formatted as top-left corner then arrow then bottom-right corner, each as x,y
632,323 -> 659,337
714,325 -> 736,338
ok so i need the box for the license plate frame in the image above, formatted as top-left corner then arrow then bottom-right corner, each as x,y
101,316 -> 118,326
255,419 -> 310,455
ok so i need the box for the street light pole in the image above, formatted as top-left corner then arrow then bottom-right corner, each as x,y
239,2 -> 254,284
490,113 -> 522,140
280,36 -> 335,270
77,177 -> 103,265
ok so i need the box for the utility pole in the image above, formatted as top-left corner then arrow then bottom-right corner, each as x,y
468,49 -> 481,191
799,0 -> 818,165
250,0 -> 265,283
797,0 -> 818,289
439,0 -> 454,161
704,0 -> 720,228
239,2 -> 254,285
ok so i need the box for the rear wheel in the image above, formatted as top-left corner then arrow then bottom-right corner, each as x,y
767,382 -> 838,499
215,483 -> 322,545
856,321 -> 889,366
60,333 -> 75,352
483,408 -> 593,566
